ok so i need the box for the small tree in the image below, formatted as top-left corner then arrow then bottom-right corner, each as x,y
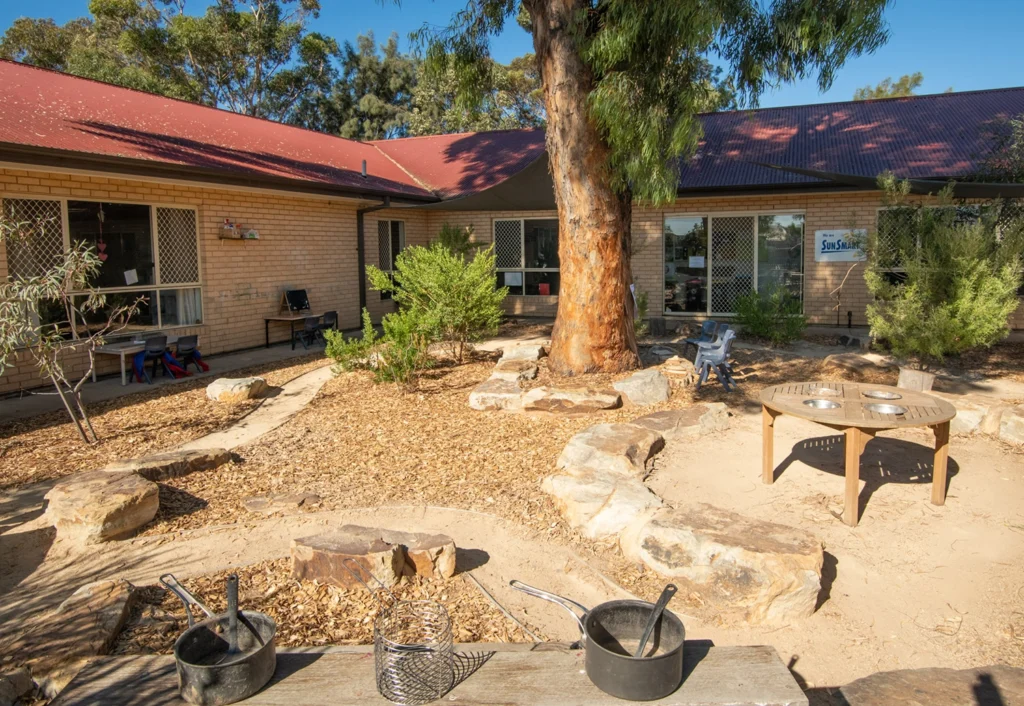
0,216 -> 141,443
433,223 -> 479,258
735,285 -> 807,346
367,241 -> 506,362
865,174 -> 1024,367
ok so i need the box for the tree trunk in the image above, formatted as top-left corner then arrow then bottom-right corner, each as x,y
528,0 -> 640,375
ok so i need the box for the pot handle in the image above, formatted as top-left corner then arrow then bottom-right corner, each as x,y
509,580 -> 588,636
160,574 -> 217,628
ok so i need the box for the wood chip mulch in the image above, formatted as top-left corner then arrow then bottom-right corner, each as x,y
112,559 -> 543,655
0,354 -> 329,491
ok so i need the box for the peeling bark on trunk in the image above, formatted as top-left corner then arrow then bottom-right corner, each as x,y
527,0 -> 640,375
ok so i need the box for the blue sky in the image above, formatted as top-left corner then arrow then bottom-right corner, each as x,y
3,0 -> 1024,108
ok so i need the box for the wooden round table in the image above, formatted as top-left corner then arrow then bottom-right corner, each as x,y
759,381 -> 957,527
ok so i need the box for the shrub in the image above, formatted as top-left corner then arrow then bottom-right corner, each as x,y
865,175 -> 1024,366
734,286 -> 807,345
323,309 -> 378,372
367,240 -> 507,362
633,288 -> 649,337
324,308 -> 433,387
433,223 -> 478,257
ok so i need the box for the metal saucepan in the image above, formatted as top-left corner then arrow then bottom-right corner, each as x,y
161,574 -> 277,706
511,580 -> 685,701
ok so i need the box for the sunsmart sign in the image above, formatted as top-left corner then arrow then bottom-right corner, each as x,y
814,229 -> 867,262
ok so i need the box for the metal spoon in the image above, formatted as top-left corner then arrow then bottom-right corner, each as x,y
634,584 -> 677,658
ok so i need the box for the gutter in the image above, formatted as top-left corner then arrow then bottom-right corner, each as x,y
357,196 -> 391,311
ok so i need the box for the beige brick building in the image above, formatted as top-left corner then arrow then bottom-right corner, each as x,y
1,60 -> 1022,394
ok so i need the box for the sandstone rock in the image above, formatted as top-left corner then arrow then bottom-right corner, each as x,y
542,470 -> 662,540
102,448 -> 234,481
823,353 -> 893,380
0,668 -> 33,706
243,492 -> 322,515
206,376 -> 270,402
45,470 -> 159,543
490,359 -> 539,382
999,404 -> 1024,446
613,369 -> 671,406
521,386 -> 621,413
837,664 -> 1024,706
632,403 -> 729,440
646,346 -> 679,361
621,504 -> 823,624
499,344 -> 546,362
292,526 -> 457,588
469,377 -> 522,411
8,580 -> 137,698
557,423 -> 664,477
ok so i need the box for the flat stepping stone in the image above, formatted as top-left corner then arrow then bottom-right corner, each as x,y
838,665 -> 1024,706
521,386 -> 620,413
632,403 -> 729,440
490,359 -> 539,382
999,404 -> 1024,445
557,423 -> 664,477
613,369 -> 671,405
206,376 -> 269,402
498,344 -> 546,363
542,470 -> 662,540
621,503 -> 823,624
292,525 -> 456,589
45,470 -> 159,544
102,448 -> 233,481
469,378 -> 522,411
243,492 -> 322,515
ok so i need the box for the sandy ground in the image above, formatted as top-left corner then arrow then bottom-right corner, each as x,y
646,410 -> 1024,689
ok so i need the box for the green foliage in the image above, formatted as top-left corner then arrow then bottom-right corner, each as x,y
323,308 -> 431,387
413,0 -> 889,204
633,289 -> 649,337
853,72 -> 925,100
865,176 -> 1024,366
734,286 -> 807,346
323,308 -> 377,372
977,112 -> 1024,183
433,223 -> 478,257
367,240 -> 506,362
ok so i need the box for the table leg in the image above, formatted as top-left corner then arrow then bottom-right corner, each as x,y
931,421 -> 950,506
291,320 -> 296,350
843,427 -> 862,527
265,320 -> 270,349
762,406 -> 777,484
120,353 -> 128,386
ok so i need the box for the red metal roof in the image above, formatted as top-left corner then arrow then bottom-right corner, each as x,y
370,130 -> 547,199
0,60 -> 434,200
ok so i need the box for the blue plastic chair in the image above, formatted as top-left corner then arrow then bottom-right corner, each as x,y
694,328 -> 737,391
684,320 -> 718,358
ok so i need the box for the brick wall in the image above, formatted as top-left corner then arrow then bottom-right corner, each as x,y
0,167 -> 365,394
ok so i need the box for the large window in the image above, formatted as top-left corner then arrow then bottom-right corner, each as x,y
494,218 -> 560,295
2,196 -> 202,335
664,212 -> 804,316
377,219 -> 406,301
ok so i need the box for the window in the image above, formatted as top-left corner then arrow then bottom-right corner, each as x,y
2,196 -> 202,336
663,212 -> 804,316
494,218 -> 560,295
377,219 -> 405,301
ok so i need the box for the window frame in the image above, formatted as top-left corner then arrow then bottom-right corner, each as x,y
2,193 -> 203,336
662,209 -> 806,317
493,217 -> 560,297
377,218 -> 406,301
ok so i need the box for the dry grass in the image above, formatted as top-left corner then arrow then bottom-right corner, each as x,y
0,354 -> 329,490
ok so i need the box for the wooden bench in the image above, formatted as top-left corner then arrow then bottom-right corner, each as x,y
52,642 -> 808,706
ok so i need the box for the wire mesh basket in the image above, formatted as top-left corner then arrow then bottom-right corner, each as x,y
342,559 -> 455,705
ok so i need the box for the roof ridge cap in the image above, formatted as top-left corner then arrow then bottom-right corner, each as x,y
371,143 -> 438,197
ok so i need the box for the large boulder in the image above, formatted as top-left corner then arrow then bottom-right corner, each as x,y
5,580 -> 137,698
0,668 -> 33,706
469,378 -> 522,411
542,471 -> 662,540
632,403 -> 729,440
206,377 -> 269,403
999,404 -> 1024,446
102,448 -> 233,481
521,386 -> 621,414
613,369 -> 672,406
45,470 -> 159,544
621,504 -> 823,624
292,526 -> 457,588
490,359 -> 539,382
499,344 -> 546,363
822,353 -> 894,380
557,423 -> 664,477
837,665 -> 1024,706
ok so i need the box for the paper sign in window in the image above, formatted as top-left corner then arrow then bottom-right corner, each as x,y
504,271 -> 523,287
124,268 -> 139,286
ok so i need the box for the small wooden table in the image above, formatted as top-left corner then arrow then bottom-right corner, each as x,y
264,312 -> 324,349
51,643 -> 808,706
760,381 -> 957,527
92,334 -> 187,386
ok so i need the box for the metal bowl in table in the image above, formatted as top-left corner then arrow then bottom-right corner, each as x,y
804,399 -> 841,410
807,386 -> 841,397
862,390 -> 902,400
864,402 -> 907,415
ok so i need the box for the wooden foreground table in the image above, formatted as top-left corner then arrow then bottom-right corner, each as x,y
760,381 -> 957,527
52,643 -> 808,706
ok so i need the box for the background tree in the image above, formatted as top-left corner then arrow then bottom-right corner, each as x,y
413,0 -> 890,374
977,112 -> 1024,183
853,71 -> 953,100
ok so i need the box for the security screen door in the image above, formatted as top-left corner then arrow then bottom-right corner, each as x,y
709,215 -> 756,315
